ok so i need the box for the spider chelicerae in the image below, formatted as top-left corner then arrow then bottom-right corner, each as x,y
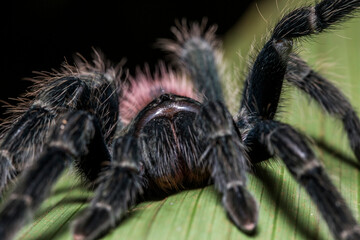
1,0 -> 360,240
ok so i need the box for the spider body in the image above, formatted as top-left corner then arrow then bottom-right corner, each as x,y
132,93 -> 207,192
1,0 -> 360,240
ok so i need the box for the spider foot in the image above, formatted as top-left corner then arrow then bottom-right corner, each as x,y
223,183 -> 258,233
73,207 -> 117,240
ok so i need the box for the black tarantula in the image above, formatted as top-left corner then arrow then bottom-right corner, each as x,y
1,0 -> 360,240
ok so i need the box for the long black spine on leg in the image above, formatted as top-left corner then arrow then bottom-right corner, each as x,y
286,54 -> 360,160
248,120 -> 360,240
73,135 -> 143,240
0,111 -> 104,240
195,101 -> 258,232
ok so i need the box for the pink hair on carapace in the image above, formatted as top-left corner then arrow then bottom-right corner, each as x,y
119,65 -> 202,125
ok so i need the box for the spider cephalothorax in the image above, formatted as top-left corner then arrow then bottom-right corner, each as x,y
1,1 -> 360,240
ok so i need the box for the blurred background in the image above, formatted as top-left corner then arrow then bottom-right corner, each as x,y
3,0 -> 254,117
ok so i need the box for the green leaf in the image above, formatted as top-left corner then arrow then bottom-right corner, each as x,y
14,0 -> 360,239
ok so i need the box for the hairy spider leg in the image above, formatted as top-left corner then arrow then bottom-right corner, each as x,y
239,0 -> 360,239
240,0 -> 360,123
162,22 -> 258,232
0,53 -> 121,240
286,54 -> 360,160
237,37 -> 292,163
0,77 -> 90,194
0,111 -> 110,240
160,19 -> 224,102
73,135 -> 143,240
0,59 -> 120,195
250,121 -> 360,240
244,38 -> 292,120
0,104 -> 55,194
194,101 -> 258,232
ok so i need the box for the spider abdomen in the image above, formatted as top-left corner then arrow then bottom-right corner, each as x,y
134,94 -> 209,192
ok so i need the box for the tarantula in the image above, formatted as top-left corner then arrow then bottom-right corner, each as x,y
1,0 -> 360,240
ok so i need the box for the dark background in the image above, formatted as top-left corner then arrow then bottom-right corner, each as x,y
3,0 -> 254,117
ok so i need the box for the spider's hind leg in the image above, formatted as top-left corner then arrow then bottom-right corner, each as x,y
248,120 -> 360,240
286,54 -> 360,160
0,111 -> 110,240
238,0 -> 360,162
239,0 -> 360,122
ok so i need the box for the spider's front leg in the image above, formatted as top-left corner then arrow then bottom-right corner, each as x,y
0,111 -> 110,240
195,101 -> 258,232
161,21 -> 259,232
72,134 -> 143,240
162,21 -> 259,233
